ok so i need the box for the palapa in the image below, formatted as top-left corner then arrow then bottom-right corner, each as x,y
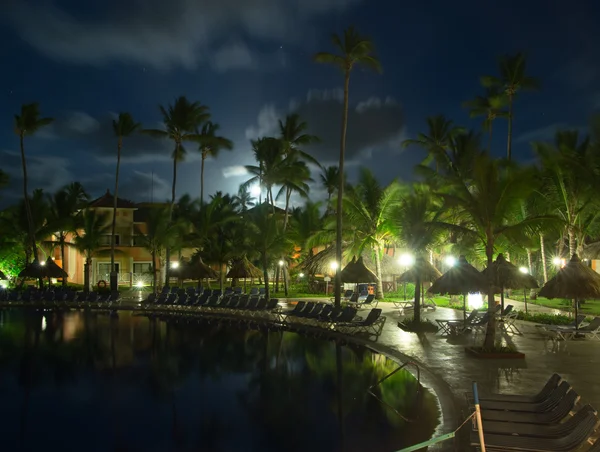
341,256 -> 378,283
18,259 -> 46,279
178,259 -> 218,280
481,253 -> 539,310
43,257 -> 68,279
0,269 -> 6,280
397,256 -> 441,283
539,254 -> 600,329
429,255 -> 487,320
226,257 -> 263,279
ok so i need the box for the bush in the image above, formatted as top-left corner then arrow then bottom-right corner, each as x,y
516,312 -> 574,325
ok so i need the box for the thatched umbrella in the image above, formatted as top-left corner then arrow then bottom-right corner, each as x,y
0,269 -> 6,280
341,256 -> 377,283
226,257 -> 263,291
43,257 -> 68,279
481,253 -> 539,311
397,256 -> 442,303
539,254 -> 600,330
18,259 -> 46,279
429,255 -> 488,320
179,259 -> 219,280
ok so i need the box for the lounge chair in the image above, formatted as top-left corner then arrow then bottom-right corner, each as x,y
283,301 -> 305,315
350,294 -> 378,309
476,374 -> 561,404
335,308 -> 386,337
477,404 -> 597,438
332,290 -> 353,303
480,389 -> 579,424
477,381 -> 571,413
437,309 -> 479,335
550,316 -> 600,341
470,409 -> 598,451
538,315 -> 586,331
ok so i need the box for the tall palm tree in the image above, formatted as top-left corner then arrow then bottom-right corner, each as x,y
110,113 -> 141,291
434,152 -> 551,348
197,121 -> 233,203
402,115 -> 463,172
14,103 -> 54,263
481,53 -> 540,160
314,26 -> 381,307
234,187 -> 256,212
320,166 -> 340,206
343,168 -> 402,299
143,96 -> 210,284
243,137 -> 284,211
392,188 -> 444,322
463,88 -> 508,152
137,206 -> 173,292
44,182 -> 89,286
533,130 -> 599,256
74,210 -> 111,292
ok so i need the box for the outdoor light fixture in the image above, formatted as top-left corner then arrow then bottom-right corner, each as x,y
171,262 -> 179,269
467,292 -> 484,310
552,257 -> 561,265
40,261 -> 46,266
330,261 -> 338,271
278,260 -> 284,266
519,267 -> 528,274
299,273 -> 305,278
250,184 -> 261,197
0,281 -> 8,289
136,281 -> 145,288
398,253 -> 414,267
444,256 -> 457,267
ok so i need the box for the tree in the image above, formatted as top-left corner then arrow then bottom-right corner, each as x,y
14,103 -> 54,264
392,188 -> 444,321
110,112 -> 141,291
343,168 -> 402,299
74,210 -> 111,292
463,88 -> 508,152
315,26 -> 381,307
136,206 -> 174,292
44,182 -> 89,286
143,96 -> 210,284
197,121 -> 233,203
243,137 -> 284,210
402,115 -> 463,172
533,130 -> 600,256
433,152 -> 549,348
481,53 -> 539,160
320,166 -> 340,208
234,187 -> 256,212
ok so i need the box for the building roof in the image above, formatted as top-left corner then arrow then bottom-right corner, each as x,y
89,189 -> 137,209
245,201 -> 286,215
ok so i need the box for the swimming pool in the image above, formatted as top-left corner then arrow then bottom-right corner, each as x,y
0,309 -> 440,451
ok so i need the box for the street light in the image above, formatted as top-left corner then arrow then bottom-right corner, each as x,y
444,256 -> 457,267
330,261 -> 338,271
40,261 -> 46,266
552,257 -> 561,265
398,253 -> 414,267
299,273 -> 304,278
278,260 -> 284,266
519,267 -> 528,274
136,281 -> 144,288
171,262 -> 179,269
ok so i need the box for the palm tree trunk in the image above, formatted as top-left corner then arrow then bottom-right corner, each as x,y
488,121 -> 493,153
568,225 -> 576,257
110,138 -> 122,292
334,70 -> 351,308
506,95 -> 513,161
151,250 -> 157,294
281,188 -> 292,297
19,133 -> 38,265
200,153 -> 206,203
166,147 -> 179,286
373,244 -> 384,299
526,248 -> 533,274
414,273 -> 421,323
483,233 -> 496,349
262,253 -> 270,300
540,233 -> 548,283
84,257 -> 91,293
60,236 -> 67,286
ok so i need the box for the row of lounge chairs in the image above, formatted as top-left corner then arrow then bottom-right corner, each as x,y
159,286 -> 266,296
436,305 -> 519,336
0,288 -> 117,306
537,316 -> 600,341
470,373 -> 600,451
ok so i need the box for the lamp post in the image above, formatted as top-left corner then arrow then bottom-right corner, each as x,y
519,266 -> 529,314
398,253 -> 414,301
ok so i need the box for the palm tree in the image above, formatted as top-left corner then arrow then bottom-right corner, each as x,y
137,206 -> 173,292
45,182 -> 89,286
289,201 -> 323,263
234,187 -> 256,212
74,210 -> 111,292
392,188 -> 445,322
14,103 -> 54,263
402,115 -> 463,172
533,130 -> 600,256
243,137 -> 284,210
320,166 -> 340,207
197,121 -> 233,203
434,152 -> 550,348
143,96 -> 210,284
463,88 -> 508,152
110,112 -> 141,291
481,53 -> 540,160
314,26 -> 381,307
343,168 -> 402,299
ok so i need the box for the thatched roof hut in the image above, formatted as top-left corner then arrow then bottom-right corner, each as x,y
18,259 -> 46,279
341,256 -> 378,283
481,253 -> 538,291
43,257 -> 68,279
429,255 -> 487,295
539,254 -> 600,300
397,256 -> 441,283
226,257 -> 263,279
176,258 -> 219,280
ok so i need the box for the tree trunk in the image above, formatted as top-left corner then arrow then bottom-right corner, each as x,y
281,188 -> 292,297
262,253 -> 270,300
110,138 -> 122,292
166,146 -> 179,286
526,248 -> 533,275
373,244 -> 384,299
506,94 -> 513,161
151,250 -> 157,294
568,225 -> 576,257
60,236 -> 67,287
275,265 -> 280,292
84,258 -> 91,293
200,152 -> 206,203
483,233 -> 496,349
414,273 -> 421,323
19,133 -> 39,266
334,69 -> 351,308
540,233 -> 548,283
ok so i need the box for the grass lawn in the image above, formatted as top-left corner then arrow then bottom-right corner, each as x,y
508,294 -> 600,316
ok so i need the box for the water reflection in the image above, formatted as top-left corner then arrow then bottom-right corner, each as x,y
0,309 -> 440,452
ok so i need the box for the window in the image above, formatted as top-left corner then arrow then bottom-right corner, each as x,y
100,235 -> 119,246
133,235 -> 146,246
133,263 -> 152,274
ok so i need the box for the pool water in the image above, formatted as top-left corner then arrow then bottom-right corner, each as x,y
0,309 -> 440,452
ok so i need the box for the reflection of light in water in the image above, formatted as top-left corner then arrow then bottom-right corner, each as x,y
41,316 -> 47,331
63,313 -> 83,341
467,293 -> 484,310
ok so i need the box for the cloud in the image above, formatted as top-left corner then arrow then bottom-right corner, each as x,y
222,165 -> 249,178
515,123 -> 585,143
246,89 -> 405,163
211,41 -> 256,72
80,170 -> 171,204
3,0 -> 361,71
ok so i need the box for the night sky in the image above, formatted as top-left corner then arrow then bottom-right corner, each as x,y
1,0 -> 599,207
